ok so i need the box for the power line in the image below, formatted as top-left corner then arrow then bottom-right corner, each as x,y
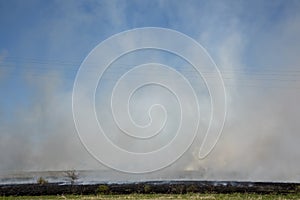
1,57 -> 300,89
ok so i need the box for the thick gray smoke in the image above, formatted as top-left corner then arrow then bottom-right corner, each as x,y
0,1 -> 300,182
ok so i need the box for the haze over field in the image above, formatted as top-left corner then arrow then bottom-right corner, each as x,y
0,0 -> 300,182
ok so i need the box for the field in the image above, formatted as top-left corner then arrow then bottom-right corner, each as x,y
1,193 -> 300,200
1,181 -> 299,199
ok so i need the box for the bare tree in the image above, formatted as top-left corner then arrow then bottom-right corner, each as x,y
64,170 -> 79,184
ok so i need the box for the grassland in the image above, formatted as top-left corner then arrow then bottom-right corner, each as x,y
1,193 -> 300,200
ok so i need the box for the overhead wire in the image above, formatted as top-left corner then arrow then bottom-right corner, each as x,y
1,57 -> 300,89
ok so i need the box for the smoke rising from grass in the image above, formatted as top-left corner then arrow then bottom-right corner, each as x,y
0,1 -> 300,182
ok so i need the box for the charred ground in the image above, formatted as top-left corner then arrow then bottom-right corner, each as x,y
1,181 -> 300,196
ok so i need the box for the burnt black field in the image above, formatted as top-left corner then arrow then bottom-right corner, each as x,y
1,171 -> 299,196
1,181 -> 300,196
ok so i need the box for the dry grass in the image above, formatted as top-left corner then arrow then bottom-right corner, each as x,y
1,193 -> 300,200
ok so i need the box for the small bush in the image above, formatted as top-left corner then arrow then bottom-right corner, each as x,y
96,184 -> 110,194
37,177 -> 48,185
186,184 -> 198,193
296,185 -> 300,192
143,184 -> 152,193
64,170 -> 79,184
171,185 -> 185,194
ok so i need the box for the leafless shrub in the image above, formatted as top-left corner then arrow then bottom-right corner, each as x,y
64,170 -> 79,184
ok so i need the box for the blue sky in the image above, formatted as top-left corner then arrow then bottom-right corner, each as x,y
0,0 -> 300,180
0,0 -> 299,119
0,1 -> 298,67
